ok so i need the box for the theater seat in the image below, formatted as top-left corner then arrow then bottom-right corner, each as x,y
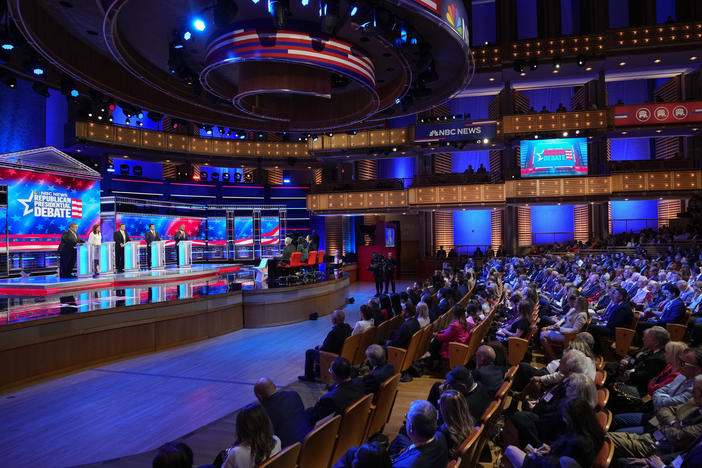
258,442 -> 301,468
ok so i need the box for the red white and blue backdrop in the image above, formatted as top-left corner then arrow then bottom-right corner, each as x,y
113,214 -> 207,247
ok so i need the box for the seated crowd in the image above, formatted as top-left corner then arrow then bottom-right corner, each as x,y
153,242 -> 702,468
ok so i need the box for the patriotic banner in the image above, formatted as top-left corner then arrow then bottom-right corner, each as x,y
234,217 -> 253,246
0,168 -> 100,249
261,216 -> 280,246
613,101 -> 702,126
114,213 -> 207,246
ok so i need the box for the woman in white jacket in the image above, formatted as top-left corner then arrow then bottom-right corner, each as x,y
88,224 -> 101,277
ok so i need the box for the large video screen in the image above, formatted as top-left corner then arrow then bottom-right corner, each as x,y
0,168 -> 100,250
520,138 -> 588,178
234,217 -> 253,245
261,216 -> 280,245
115,214 -> 206,245
207,218 -> 226,245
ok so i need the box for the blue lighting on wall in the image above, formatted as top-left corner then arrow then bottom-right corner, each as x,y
192,18 -> 207,32
607,80 -> 648,105
452,151 -> 489,173
517,0 -> 537,39
453,210 -> 492,253
448,95 -> 492,120
0,77 -> 47,154
378,157 -> 415,187
521,87 -> 574,113
610,138 -> 650,161
531,205 -> 574,244
610,200 -> 658,234
472,2 -> 496,45
32,67 -> 44,76
112,105 -> 159,130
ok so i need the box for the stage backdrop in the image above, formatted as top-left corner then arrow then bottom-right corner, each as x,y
113,213 -> 206,246
261,216 -> 280,245
207,217 -> 226,245
0,167 -> 100,250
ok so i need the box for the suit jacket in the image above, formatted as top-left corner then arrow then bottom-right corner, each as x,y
113,230 -> 130,247
362,363 -> 395,394
261,390 -> 312,448
473,364 -> 506,398
280,243 -> 296,264
681,433 -> 702,468
389,317 -> 420,349
174,230 -> 187,244
656,297 -> 687,325
656,399 -> 702,452
320,323 -> 352,354
464,382 -> 491,423
145,230 -> 161,245
627,348 -> 667,396
307,379 -> 365,424
604,301 -> 634,332
391,431 -> 448,468
58,229 -> 81,253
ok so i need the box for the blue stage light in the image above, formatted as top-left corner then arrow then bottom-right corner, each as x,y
410,37 -> 418,45
32,67 -> 44,76
192,18 -> 206,32
1,43 -> 13,50
239,134 -> 246,139
253,0 -> 261,3
301,0 -> 309,5
395,98 -> 401,104
350,5 -> 357,16
137,111 -> 144,119
70,89 -> 79,98
183,31 -> 192,41
283,178 -> 291,184
106,164 -> 115,173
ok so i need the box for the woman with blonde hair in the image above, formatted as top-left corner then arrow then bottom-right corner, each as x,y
540,296 -> 589,361
438,390 -> 475,459
647,340 -> 687,395
415,301 -> 430,328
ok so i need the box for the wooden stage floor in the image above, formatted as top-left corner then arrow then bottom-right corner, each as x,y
0,281 -> 402,468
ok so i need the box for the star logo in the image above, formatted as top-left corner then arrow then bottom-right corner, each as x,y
17,192 -> 34,216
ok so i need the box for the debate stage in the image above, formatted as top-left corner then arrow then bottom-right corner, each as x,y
0,263 -> 350,392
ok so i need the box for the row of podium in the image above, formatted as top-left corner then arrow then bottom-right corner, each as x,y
76,241 -> 193,277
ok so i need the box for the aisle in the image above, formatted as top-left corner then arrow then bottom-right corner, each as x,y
0,282 -> 396,467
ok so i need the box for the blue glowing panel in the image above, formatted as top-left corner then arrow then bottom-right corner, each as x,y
234,217 -> 253,245
657,0 -> 675,23
607,80 -> 648,105
471,2 -> 496,45
207,218 -> 226,245
520,138 -> 588,177
517,0 -> 538,39
531,205 -> 574,244
1,168 -> 100,249
385,227 -> 395,248
453,210 -> 491,253
378,157 -> 415,187
261,216 -> 280,245
610,200 -> 658,234
452,151 -> 489,173
610,138 -> 650,161
609,0 -> 629,28
520,88 -> 575,113
448,95 -> 492,120
0,79 -> 46,153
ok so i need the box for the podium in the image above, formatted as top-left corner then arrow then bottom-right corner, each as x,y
124,241 -> 140,272
77,243 -> 98,277
150,240 -> 166,270
177,241 -> 193,267
99,242 -> 115,274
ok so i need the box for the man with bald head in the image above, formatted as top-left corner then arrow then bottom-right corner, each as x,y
299,309 -> 352,382
254,378 -> 311,447
472,344 -> 506,398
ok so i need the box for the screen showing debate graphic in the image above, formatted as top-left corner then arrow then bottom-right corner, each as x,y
114,214 -> 206,245
207,218 -> 226,245
261,216 -> 280,245
519,138 -> 588,178
0,167 -> 100,249
234,217 -> 253,245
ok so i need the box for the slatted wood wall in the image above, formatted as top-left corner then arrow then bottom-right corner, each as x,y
574,204 -> 589,242
325,216 -> 343,257
433,211 -> 454,251
518,206 -> 532,246
267,168 -> 283,185
658,200 -> 682,228
356,160 -> 379,180
491,209 -> 503,251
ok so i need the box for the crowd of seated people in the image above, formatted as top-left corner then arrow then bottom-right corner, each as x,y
151,239 -> 702,468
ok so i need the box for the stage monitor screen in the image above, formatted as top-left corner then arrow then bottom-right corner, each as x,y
207,218 -> 226,245
385,227 -> 396,248
519,137 -> 588,178
0,168 -> 100,250
115,214 -> 206,245
261,216 -> 280,245
234,217 -> 253,245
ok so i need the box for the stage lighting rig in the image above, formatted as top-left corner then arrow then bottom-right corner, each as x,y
529,57 -> 538,70
32,82 -> 50,98
270,0 -> 290,29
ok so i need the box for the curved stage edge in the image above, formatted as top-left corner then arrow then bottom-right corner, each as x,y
0,274 -> 350,392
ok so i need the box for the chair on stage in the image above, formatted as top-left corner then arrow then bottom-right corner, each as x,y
279,251 -> 303,286
302,250 -> 317,283
253,257 -> 268,283
315,250 -> 326,281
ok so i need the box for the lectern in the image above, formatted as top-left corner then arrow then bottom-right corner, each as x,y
124,241 -> 140,272
150,240 -> 166,270
177,240 -> 192,267
77,243 -> 98,277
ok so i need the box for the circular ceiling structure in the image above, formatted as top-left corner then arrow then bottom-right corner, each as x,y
8,0 -> 472,131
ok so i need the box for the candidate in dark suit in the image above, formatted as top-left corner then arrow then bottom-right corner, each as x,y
173,225 -> 187,265
362,344 -> 396,394
57,223 -> 84,278
638,283 -> 687,332
254,378 -> 312,448
306,357 -> 365,425
472,345 -> 506,398
113,223 -> 130,273
299,310 -> 352,381
144,223 -> 161,269
589,286 -> 634,353
387,306 -> 420,349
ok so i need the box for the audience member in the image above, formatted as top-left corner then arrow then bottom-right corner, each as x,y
221,403 -> 281,468
253,378 -> 312,448
427,366 -> 491,422
299,310 -> 352,382
352,305 -> 374,335
472,344 -> 506,398
386,303 -> 420,349
153,442 -> 193,468
391,400 -> 448,468
437,390 -> 474,459
361,345 -> 396,394
306,357 -> 365,425
332,441 -> 392,468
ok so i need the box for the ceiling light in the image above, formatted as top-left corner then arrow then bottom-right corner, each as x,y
576,54 -> 586,67
585,67 -> 592,71
552,56 -> 561,69
552,69 -> 559,73
520,72 -> 526,76
562,131 -> 568,137
488,77 -> 495,81
619,61 -> 626,66
691,56 -> 698,60
654,58 -> 661,63
192,18 -> 207,32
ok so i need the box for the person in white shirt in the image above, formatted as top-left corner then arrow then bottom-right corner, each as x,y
352,305 -> 374,335
88,224 -> 101,277
222,403 -> 281,468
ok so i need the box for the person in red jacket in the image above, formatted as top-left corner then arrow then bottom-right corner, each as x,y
434,303 -> 477,360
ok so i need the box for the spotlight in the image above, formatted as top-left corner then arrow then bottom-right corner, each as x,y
205,126 -> 213,135
283,178 -> 291,184
214,0 -> 239,28
192,18 -> 207,32
172,32 -> 185,50
133,165 -> 143,176
528,58 -> 537,71
211,172 -> 220,181
576,54 -> 586,67
137,111 -> 144,119
183,31 -> 192,41
120,164 -> 130,175
0,26 -> 14,50
200,171 -> 208,181
137,120 -> 143,126
350,3 -> 358,16
562,131 -> 568,137
312,135 -> 319,142
222,172 -> 230,181
257,132 -> 264,139
32,62 -> 45,76
234,172 -> 243,182
244,172 -> 253,182
552,55 -> 561,69
106,164 -> 115,173
125,118 -> 131,126
239,134 -> 246,140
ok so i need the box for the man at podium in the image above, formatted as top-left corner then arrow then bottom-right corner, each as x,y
174,224 -> 187,264
58,223 -> 84,278
113,223 -> 130,273
145,223 -> 161,269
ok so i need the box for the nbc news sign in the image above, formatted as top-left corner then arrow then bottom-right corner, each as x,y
414,120 -> 498,143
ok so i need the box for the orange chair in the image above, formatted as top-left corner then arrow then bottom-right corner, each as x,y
365,373 -> 401,439
306,250 -> 318,266
258,442 -> 301,468
597,409 -> 613,432
298,414 -> 341,468
592,437 -> 614,468
330,394 -> 373,466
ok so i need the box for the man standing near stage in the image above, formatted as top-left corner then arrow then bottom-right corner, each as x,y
145,223 -> 161,269
174,224 -> 187,265
384,251 -> 397,294
113,223 -> 130,273
57,223 -> 84,278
